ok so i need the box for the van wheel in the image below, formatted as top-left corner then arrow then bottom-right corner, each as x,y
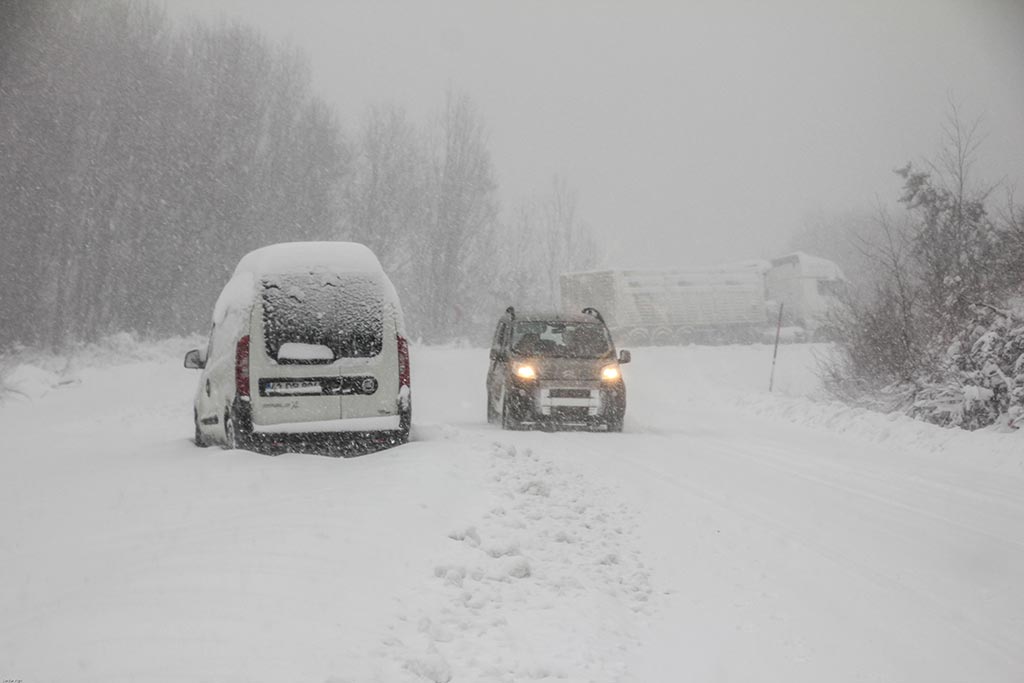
397,406 -> 411,444
224,410 -> 252,451
223,413 -> 236,450
194,410 -> 209,448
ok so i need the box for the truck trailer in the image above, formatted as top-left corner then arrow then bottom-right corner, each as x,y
560,263 -> 770,346
561,252 -> 845,345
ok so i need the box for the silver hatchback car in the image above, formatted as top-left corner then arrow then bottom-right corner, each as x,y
486,307 -> 630,431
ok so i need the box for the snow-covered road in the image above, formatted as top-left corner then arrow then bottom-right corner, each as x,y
2,342 -> 1023,682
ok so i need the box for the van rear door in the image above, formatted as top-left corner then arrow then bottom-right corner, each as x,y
329,277 -> 396,422
252,273 -> 391,428
337,315 -> 397,422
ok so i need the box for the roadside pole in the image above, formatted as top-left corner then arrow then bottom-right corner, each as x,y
769,302 -> 784,392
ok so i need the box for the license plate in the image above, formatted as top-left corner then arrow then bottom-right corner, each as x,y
549,388 -> 591,399
265,380 -> 322,395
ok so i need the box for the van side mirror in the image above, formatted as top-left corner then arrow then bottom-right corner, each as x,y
184,349 -> 205,369
618,349 -> 631,364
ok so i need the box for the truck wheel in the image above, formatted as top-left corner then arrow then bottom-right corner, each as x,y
675,327 -> 695,345
626,328 -> 650,347
652,327 -> 673,346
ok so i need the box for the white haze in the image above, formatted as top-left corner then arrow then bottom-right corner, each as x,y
167,0 -> 1024,268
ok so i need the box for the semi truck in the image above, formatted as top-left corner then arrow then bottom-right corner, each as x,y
560,252 -> 844,345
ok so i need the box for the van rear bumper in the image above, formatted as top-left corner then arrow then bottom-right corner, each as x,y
252,415 -> 400,434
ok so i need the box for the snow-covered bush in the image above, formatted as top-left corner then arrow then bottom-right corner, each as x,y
916,306 -> 1024,429
819,109 -> 1024,432
835,306 -> 1024,432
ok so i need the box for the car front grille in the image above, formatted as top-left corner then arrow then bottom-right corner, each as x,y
551,406 -> 590,419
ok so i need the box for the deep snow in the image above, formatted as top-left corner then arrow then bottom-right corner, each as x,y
1,340 -> 1022,682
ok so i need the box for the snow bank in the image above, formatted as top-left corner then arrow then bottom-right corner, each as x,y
623,343 -> 1021,468
0,332 -> 204,403
0,363 -> 62,400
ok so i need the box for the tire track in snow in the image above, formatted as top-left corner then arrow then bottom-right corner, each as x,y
622,447 -> 1024,675
721,437 -> 1024,551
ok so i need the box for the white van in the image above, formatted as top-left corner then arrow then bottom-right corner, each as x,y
184,242 -> 411,453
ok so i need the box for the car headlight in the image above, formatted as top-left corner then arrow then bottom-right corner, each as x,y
514,363 -> 537,380
601,364 -> 621,381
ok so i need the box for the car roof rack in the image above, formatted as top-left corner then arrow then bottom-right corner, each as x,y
581,307 -> 604,323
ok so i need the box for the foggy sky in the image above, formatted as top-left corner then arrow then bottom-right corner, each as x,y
168,0 -> 1024,269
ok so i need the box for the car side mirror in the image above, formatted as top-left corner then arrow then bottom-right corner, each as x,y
184,349 -> 205,369
618,349 -> 631,364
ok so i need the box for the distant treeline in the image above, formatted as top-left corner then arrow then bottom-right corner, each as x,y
0,0 -> 597,349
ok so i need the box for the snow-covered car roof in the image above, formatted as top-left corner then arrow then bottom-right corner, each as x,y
212,242 -> 401,328
231,241 -> 383,278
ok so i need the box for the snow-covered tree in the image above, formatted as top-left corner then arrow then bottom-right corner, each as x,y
823,105 -> 1024,430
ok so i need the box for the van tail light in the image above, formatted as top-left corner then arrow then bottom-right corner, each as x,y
397,335 -> 410,387
235,335 -> 251,397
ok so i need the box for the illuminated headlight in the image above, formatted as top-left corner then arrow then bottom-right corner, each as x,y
514,363 -> 537,380
601,364 -> 621,381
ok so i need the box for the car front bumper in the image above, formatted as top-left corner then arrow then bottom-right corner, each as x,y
508,378 -> 625,428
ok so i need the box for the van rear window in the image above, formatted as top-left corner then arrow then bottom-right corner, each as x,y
262,274 -> 383,361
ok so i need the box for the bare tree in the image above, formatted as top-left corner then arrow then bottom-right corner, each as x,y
896,103 -> 1000,331
343,103 -> 427,279
411,91 -> 498,342
538,175 -> 601,307
827,206 -> 923,388
0,0 -> 348,349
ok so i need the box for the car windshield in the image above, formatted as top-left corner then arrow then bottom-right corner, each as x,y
261,273 -> 383,362
511,321 -> 612,358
